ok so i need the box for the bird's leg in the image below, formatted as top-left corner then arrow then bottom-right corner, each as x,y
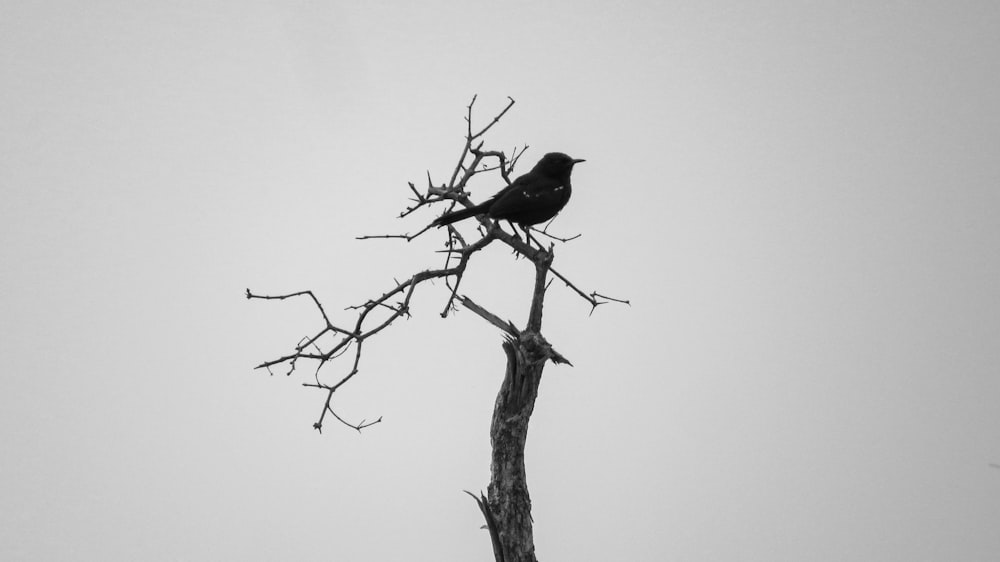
506,220 -> 522,242
521,225 -> 544,249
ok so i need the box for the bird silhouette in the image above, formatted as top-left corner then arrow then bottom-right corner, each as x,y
432,152 -> 584,228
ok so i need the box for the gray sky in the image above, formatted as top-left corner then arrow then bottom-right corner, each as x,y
2,1 -> 999,560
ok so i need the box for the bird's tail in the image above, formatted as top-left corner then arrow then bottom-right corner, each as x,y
432,202 -> 489,227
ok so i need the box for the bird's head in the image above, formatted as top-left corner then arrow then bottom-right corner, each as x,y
534,152 -> 585,178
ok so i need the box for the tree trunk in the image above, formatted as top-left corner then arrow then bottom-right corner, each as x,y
468,246 -> 568,561
485,331 -> 549,562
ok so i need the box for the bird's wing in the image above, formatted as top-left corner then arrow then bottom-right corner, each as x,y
488,174 -> 565,217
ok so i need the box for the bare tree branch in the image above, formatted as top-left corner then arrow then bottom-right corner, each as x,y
248,95 -> 622,432
457,295 -> 519,338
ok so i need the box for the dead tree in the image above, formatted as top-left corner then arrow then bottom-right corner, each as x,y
247,96 -> 625,562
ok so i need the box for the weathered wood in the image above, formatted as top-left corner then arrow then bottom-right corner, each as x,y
482,251 -> 559,562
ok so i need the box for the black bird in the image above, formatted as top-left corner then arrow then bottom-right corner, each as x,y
432,152 -> 585,228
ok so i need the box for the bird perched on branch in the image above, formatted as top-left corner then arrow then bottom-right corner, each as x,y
432,152 -> 585,228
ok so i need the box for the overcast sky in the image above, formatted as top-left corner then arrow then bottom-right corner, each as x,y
2,1 -> 999,560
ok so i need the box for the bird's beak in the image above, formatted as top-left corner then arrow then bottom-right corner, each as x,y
572,158 -> 586,164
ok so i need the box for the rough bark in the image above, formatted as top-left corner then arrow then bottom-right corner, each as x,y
486,333 -> 546,561
481,252 -> 558,562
